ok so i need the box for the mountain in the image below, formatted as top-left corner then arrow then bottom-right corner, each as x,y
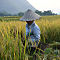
0,0 -> 36,14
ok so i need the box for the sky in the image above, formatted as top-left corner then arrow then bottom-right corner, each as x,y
27,0 -> 60,14
0,0 -> 36,14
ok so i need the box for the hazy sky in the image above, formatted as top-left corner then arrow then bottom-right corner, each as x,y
27,0 -> 60,14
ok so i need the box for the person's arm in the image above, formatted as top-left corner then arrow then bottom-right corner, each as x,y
30,25 -> 41,42
26,24 -> 33,37
26,24 -> 30,39
26,26 -> 29,37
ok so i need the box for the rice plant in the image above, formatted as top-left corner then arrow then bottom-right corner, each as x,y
0,15 -> 60,60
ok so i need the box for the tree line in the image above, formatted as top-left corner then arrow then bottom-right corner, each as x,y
35,10 -> 57,16
0,10 -> 57,16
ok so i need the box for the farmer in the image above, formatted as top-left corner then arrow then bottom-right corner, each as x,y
20,9 -> 41,60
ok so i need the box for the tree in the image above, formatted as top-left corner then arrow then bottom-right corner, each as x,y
35,10 -> 42,15
35,10 -> 57,16
18,12 -> 24,16
0,11 -> 12,16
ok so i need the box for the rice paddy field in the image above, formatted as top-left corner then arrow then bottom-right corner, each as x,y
0,15 -> 60,60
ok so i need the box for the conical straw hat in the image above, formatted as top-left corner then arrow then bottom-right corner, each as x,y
20,9 -> 41,21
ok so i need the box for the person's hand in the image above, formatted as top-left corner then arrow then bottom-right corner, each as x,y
28,37 -> 31,40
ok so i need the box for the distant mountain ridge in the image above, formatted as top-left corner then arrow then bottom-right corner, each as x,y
0,0 -> 36,14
